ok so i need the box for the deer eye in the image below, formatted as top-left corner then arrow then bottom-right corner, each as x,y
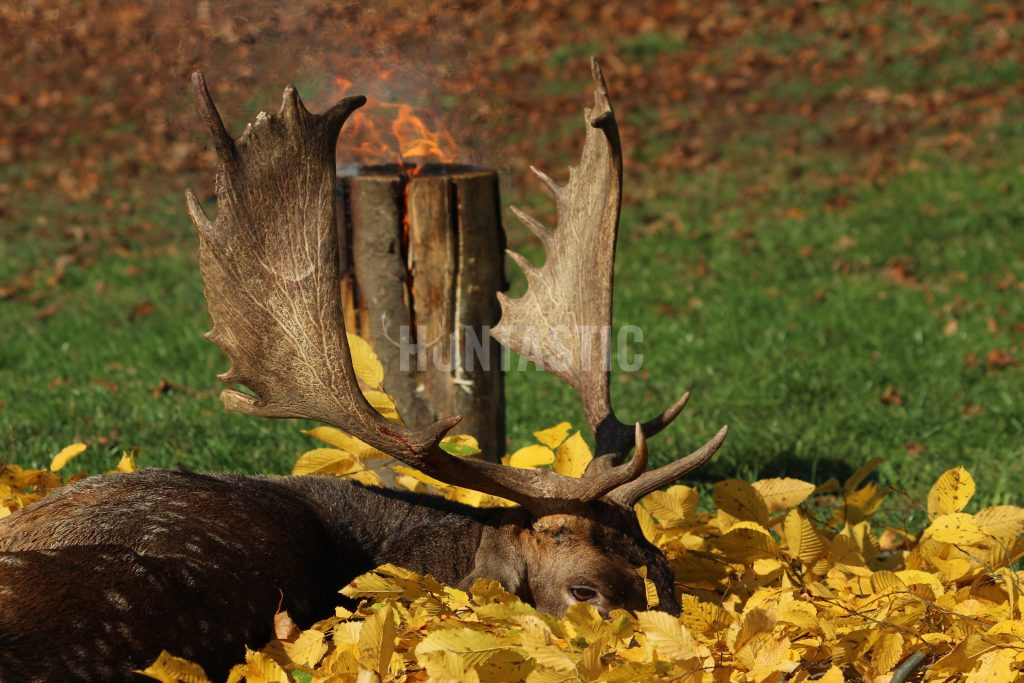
570,585 -> 598,602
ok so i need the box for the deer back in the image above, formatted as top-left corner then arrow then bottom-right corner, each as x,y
0,470 -> 353,679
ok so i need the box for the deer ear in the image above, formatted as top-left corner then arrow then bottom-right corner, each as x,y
458,525 -> 531,601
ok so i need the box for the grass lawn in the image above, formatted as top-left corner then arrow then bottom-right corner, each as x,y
2,4 -> 1022,532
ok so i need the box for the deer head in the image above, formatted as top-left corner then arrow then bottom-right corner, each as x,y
185,59 -> 726,616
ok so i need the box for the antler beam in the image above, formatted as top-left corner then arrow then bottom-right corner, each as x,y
492,59 -> 692,464
186,73 -> 658,513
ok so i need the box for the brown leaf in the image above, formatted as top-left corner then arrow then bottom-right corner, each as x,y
986,348 -> 1018,370
905,442 -> 925,454
883,261 -> 918,286
834,235 -> 856,250
880,387 -> 903,406
273,609 -> 300,642
36,303 -> 61,320
92,378 -> 119,393
824,194 -> 852,211
130,300 -> 154,319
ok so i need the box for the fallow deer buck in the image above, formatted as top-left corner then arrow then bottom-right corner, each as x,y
0,59 -> 726,681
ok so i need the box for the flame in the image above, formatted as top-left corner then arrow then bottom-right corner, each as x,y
332,76 -> 459,171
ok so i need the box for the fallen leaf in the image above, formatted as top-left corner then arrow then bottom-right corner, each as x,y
881,387 -> 903,405
273,610 -> 300,642
986,349 -> 1018,370
50,443 -> 87,471
130,300 -> 155,319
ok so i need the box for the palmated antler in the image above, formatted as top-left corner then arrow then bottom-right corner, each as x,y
186,73 -> 648,513
492,59 -> 727,506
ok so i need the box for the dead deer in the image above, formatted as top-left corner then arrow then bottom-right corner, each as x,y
0,59 -> 726,681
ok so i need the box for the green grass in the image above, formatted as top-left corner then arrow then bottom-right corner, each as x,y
8,148 -> 1020,526
2,7 -> 1023,529
0,189 -> 316,475
502,156 -> 1023,529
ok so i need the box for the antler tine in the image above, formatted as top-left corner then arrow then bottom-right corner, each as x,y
191,73 -> 237,166
187,71 -> 655,514
492,58 -> 691,464
605,426 -> 729,509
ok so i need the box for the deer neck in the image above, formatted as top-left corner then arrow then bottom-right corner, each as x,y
275,476 -> 528,588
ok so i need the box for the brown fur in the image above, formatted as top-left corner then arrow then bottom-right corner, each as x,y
0,469 -> 678,681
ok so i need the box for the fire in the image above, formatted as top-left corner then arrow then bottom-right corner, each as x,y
332,76 -> 459,170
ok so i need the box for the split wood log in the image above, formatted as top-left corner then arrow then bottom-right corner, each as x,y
336,166 -> 506,461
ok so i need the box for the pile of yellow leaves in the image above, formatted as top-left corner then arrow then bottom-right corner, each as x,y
0,443 -> 136,517
5,337 -> 1023,681
175,427 -> 1020,683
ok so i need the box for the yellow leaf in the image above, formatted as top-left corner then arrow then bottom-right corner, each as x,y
843,457 -> 883,495
363,389 -> 401,423
343,567 -> 425,602
50,443 -> 87,472
358,602 -> 396,675
753,557 -> 783,580
440,434 -> 481,457
415,627 -> 531,679
730,607 -> 775,654
894,569 -> 945,597
292,448 -> 358,476
715,521 -> 778,559
713,479 -> 769,527
552,431 -> 592,478
966,648 -> 1017,683
519,615 -> 576,672
869,570 -> 907,595
135,651 -> 210,682
751,477 -> 816,512
281,629 -> 327,667
241,651 -> 289,683
641,485 -> 698,528
347,469 -> 383,488
421,650 -> 481,683
115,451 -> 137,473
928,466 -> 976,517
302,426 -> 385,459
998,567 -> 1020,619
925,512 -> 992,546
678,595 -> 730,634
975,505 -> 1024,544
575,635 -> 608,680
564,602 -> 614,643
534,422 -> 572,449
871,631 -> 904,674
636,611 -> 703,662
775,602 -> 819,633
635,502 -> 659,542
508,444 -> 555,469
636,567 -> 660,609
816,666 -> 845,683
784,509 -> 825,566
347,333 -> 384,390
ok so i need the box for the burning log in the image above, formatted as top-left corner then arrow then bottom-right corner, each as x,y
336,164 -> 506,460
